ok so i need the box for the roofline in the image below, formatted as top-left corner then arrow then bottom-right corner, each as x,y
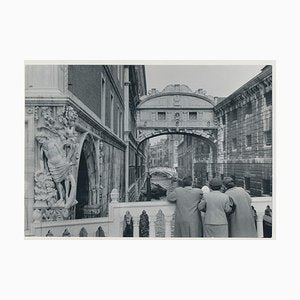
138,91 -> 215,108
214,65 -> 272,110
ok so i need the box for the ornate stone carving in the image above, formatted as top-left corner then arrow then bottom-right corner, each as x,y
155,209 -> 165,237
26,107 -> 34,115
34,105 -> 79,221
139,210 -> 149,237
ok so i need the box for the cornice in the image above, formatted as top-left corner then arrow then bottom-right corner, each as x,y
25,93 -> 127,150
138,91 -> 215,108
214,66 -> 272,111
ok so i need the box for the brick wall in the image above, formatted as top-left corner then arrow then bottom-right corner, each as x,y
68,65 -> 124,129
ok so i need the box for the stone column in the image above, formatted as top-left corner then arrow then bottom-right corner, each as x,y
165,216 -> 173,237
133,217 -> 140,237
256,213 -> 264,238
149,216 -> 156,237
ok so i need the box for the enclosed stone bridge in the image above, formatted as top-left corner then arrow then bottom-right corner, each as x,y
136,84 -> 219,146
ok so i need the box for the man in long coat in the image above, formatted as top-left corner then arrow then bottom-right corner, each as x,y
198,177 -> 233,237
223,177 -> 257,238
167,176 -> 203,237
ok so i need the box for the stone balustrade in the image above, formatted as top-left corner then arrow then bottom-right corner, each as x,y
32,193 -> 272,238
33,217 -> 109,237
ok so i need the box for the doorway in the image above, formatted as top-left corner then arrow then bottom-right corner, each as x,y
75,150 -> 89,219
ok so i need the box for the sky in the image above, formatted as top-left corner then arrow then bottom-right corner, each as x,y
146,64 -> 264,145
145,64 -> 264,97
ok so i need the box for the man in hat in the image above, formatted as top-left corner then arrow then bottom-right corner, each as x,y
167,176 -> 203,237
223,177 -> 257,238
198,177 -> 233,237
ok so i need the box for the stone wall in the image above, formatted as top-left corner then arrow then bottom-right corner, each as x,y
68,65 -> 124,134
215,65 -> 272,196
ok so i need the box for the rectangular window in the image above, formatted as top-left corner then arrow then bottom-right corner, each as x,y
246,135 -> 252,147
101,76 -> 106,121
246,102 -> 252,115
265,91 -> 272,106
189,112 -> 197,120
264,130 -> 272,146
232,138 -> 237,150
158,112 -> 166,120
245,177 -> 251,190
232,109 -> 238,121
262,179 -> 272,195
110,94 -> 114,131
223,140 -> 226,152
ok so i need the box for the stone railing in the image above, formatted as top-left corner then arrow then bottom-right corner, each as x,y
108,200 -> 175,237
31,192 -> 272,238
33,217 -> 110,237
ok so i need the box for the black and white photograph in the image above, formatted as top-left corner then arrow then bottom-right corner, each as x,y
24,63 -> 273,238
2,1 -> 300,300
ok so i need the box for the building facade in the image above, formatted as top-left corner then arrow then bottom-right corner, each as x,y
177,135 -> 212,186
214,65 -> 272,196
25,65 -> 146,235
177,66 -> 273,196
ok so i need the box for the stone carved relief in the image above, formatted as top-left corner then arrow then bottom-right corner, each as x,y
155,209 -> 165,237
33,105 -> 79,222
139,210 -> 149,237
123,211 -> 133,237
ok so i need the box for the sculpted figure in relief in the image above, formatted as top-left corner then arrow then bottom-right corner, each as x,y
36,135 -> 76,208
35,106 -> 79,210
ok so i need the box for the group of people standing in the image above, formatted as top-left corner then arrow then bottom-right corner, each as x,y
167,176 -> 264,238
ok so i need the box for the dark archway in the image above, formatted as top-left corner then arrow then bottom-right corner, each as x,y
141,132 -> 218,190
76,150 -> 89,219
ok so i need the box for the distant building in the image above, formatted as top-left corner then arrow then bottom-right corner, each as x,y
177,136 -> 212,185
214,65 -> 272,196
148,135 -> 182,169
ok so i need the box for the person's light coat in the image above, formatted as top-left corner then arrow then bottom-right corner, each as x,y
167,186 -> 203,237
225,187 -> 257,238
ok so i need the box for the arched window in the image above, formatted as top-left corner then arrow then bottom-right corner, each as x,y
46,230 -> 54,237
62,229 -> 71,237
95,226 -> 105,237
79,227 -> 88,237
